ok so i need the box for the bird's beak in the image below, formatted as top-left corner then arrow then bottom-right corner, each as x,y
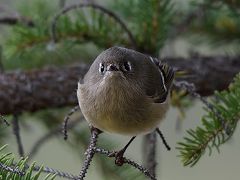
106,64 -> 119,71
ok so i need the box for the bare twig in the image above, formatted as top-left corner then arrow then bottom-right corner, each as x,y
0,114 -> 10,126
28,117 -> 82,162
31,164 -> 79,179
12,114 -> 25,157
2,161 -> 79,179
0,162 -> 25,176
29,125 -> 157,180
94,147 -> 157,180
63,106 -> 80,140
78,127 -> 101,180
50,3 -> 137,48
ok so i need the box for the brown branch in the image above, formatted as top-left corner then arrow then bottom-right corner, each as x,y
165,55 -> 240,96
0,64 -> 88,115
0,56 -> 239,115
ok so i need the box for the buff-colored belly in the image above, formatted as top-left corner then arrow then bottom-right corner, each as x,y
82,99 -> 168,136
89,115 -> 162,136
77,83 -> 169,136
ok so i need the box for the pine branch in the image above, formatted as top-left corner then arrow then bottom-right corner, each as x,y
177,73 -> 240,166
3,1 -> 137,62
0,55 -> 239,115
3,0 -> 174,61
0,162 -> 25,176
112,0 -> 174,55
31,165 -> 78,179
50,2 -> 137,48
184,1 -> 240,46
0,145 -> 57,179
0,144 -> 85,179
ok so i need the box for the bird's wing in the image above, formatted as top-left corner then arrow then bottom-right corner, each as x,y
79,77 -> 84,84
148,57 -> 175,103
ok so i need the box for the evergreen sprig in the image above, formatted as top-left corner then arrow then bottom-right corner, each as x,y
113,0 -> 174,55
50,3 -> 136,48
0,145 -> 56,179
2,0 -> 175,69
3,0 -> 132,69
177,73 -> 240,166
187,0 -> 240,48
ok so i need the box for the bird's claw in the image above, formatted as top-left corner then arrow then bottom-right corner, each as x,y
108,150 -> 125,166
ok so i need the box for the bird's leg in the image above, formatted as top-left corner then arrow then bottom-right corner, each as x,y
109,136 -> 136,166
156,128 -> 171,151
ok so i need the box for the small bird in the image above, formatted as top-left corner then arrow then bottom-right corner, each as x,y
77,47 -> 174,164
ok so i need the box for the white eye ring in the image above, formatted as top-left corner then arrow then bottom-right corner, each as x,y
99,63 -> 105,74
122,61 -> 131,71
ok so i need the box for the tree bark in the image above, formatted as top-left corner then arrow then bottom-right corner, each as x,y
0,64 -> 88,115
0,56 -> 239,115
165,55 -> 240,96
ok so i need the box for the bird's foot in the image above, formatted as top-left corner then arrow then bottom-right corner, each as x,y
108,149 -> 125,166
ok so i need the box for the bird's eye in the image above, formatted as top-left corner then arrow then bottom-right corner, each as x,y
122,61 -> 131,72
99,63 -> 105,74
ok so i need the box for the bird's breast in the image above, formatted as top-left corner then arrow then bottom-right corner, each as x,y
78,79 -> 168,136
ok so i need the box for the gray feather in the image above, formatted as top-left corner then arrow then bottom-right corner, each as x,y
146,57 -> 174,103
